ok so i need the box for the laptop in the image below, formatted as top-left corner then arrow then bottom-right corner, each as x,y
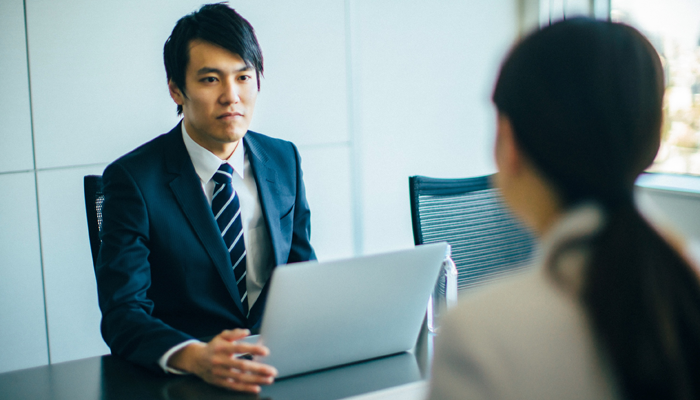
247,242 -> 448,378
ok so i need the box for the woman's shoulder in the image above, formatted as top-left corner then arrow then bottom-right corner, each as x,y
449,268 -> 576,331
431,268 -> 619,400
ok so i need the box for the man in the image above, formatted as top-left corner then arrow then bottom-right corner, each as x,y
96,4 -> 315,393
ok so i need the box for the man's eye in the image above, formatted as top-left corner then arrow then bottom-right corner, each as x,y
201,77 -> 217,83
239,75 -> 252,81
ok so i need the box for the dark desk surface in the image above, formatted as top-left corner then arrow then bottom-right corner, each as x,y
0,328 -> 433,400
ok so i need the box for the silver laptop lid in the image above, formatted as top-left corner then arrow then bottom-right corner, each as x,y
256,242 -> 448,378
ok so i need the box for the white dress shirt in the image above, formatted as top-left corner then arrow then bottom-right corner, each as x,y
158,121 -> 274,373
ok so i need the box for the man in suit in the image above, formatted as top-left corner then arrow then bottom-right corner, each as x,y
96,4 -> 316,393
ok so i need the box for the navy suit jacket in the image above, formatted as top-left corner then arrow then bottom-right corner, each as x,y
96,123 -> 316,372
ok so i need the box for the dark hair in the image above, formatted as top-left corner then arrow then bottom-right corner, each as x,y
163,2 -> 264,115
493,18 -> 700,399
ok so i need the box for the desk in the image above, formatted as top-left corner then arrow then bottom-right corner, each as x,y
0,326 -> 433,400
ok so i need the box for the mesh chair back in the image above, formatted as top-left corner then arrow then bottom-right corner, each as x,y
409,174 -> 535,292
84,175 -> 104,269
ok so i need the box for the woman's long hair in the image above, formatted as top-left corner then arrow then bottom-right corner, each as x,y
492,18 -> 700,399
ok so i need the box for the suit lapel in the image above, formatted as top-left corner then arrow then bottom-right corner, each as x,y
244,134 -> 282,266
244,134 -> 285,327
163,126 -> 247,317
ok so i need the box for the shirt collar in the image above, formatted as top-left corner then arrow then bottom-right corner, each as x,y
181,121 -> 245,184
539,202 -> 605,254
537,202 -> 606,292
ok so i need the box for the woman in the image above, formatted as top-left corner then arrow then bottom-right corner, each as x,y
427,18 -> 700,400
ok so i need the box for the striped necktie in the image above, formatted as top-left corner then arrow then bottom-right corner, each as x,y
211,163 -> 248,316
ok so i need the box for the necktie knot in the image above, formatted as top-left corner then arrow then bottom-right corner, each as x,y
213,163 -> 234,185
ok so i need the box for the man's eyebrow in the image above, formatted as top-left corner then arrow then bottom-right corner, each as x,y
195,66 -> 253,75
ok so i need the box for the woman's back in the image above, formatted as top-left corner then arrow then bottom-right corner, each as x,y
429,205 -> 619,400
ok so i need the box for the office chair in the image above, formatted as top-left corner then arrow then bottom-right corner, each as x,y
84,175 -> 104,269
409,174 -> 536,292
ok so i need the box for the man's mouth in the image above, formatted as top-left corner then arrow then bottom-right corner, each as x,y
218,111 -> 243,120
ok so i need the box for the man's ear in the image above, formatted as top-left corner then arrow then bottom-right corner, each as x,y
168,80 -> 185,106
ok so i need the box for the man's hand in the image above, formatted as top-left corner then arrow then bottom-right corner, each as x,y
168,329 -> 277,393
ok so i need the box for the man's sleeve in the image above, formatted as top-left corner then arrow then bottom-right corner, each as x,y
96,162 -> 195,373
286,142 -> 316,264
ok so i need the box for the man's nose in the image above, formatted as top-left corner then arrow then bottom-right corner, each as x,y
220,79 -> 240,104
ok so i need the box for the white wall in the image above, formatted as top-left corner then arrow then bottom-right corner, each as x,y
0,0 -> 49,373
350,1 -> 516,254
0,0 -> 518,372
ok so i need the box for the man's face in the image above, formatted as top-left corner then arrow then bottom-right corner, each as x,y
169,39 -> 258,158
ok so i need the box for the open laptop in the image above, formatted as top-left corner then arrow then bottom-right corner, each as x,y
245,242 -> 448,378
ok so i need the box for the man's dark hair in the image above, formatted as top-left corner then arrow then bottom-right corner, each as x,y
163,3 -> 264,115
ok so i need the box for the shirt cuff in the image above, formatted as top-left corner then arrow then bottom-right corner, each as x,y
158,339 -> 201,374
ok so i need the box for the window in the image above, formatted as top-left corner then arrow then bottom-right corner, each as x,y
612,0 -> 700,176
